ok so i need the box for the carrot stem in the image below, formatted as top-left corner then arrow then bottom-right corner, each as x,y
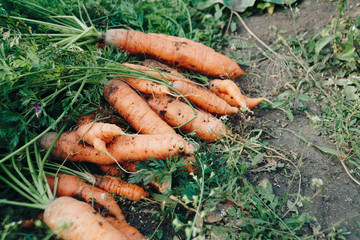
7,16 -> 83,33
0,199 -> 46,210
11,157 -> 33,193
0,165 -> 40,204
26,137 -> 40,191
63,26 -> 96,49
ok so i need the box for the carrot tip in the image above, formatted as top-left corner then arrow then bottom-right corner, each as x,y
93,138 -> 107,153
40,132 -> 57,150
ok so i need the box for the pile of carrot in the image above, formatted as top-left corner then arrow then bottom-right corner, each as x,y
36,29 -> 267,240
45,174 -> 146,240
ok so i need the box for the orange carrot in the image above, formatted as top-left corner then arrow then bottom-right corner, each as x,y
120,161 -> 140,172
76,113 -> 96,126
99,164 -> 123,177
119,155 -> 197,189
104,216 -> 146,240
147,33 -> 216,53
103,79 -> 176,134
112,161 -> 169,192
75,122 -> 124,153
181,155 -> 198,174
21,219 -> 36,228
122,77 -> 170,95
119,153 -> 198,174
171,81 -> 238,115
46,174 -> 125,221
44,196 -> 129,240
21,213 -> 44,228
76,104 -> 124,127
118,161 -> 169,191
218,92 -> 265,109
142,59 -> 184,74
150,175 -> 169,192
147,94 -> 229,142
123,63 -> 192,83
209,81 -> 264,109
94,175 -> 149,201
40,132 -> 193,164
209,79 -> 248,109
103,29 -> 245,78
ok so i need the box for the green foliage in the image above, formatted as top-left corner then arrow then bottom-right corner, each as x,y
261,79 -> 313,121
0,33 -> 107,151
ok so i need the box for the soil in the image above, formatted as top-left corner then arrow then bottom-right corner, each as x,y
234,0 -> 360,239
239,0 -> 360,44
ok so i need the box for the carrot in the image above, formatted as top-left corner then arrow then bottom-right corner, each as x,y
181,155 -> 198,174
150,175 -> 169,192
120,154 -> 197,174
104,216 -> 146,240
75,122 -> 124,153
109,161 -> 169,192
40,132 -> 193,164
184,141 -> 196,154
94,175 -> 149,201
209,81 -> 265,109
46,174 -> 126,221
119,155 -> 197,189
103,79 -> 176,134
142,59 -> 184,74
76,104 -> 124,127
122,77 -> 170,95
148,33 -> 216,53
77,113 -> 96,126
44,196 -> 129,240
99,164 -> 123,177
21,219 -> 35,228
103,29 -> 245,78
21,213 -> 44,228
75,120 -> 132,173
118,161 -> 170,192
209,79 -> 248,109
216,92 -> 265,109
22,204 -> 136,240
171,81 -> 238,115
123,63 -> 192,83
119,161 -> 140,172
147,94 -> 229,142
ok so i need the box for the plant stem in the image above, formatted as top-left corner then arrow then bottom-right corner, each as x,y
233,11 -> 280,59
0,199 -> 46,210
187,158 -> 204,240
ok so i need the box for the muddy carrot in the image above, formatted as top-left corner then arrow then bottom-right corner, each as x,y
40,132 -> 193,164
94,175 -> 149,201
102,29 -> 245,78
147,94 -> 229,142
46,174 -> 125,221
103,79 -> 176,134
172,81 -> 239,115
